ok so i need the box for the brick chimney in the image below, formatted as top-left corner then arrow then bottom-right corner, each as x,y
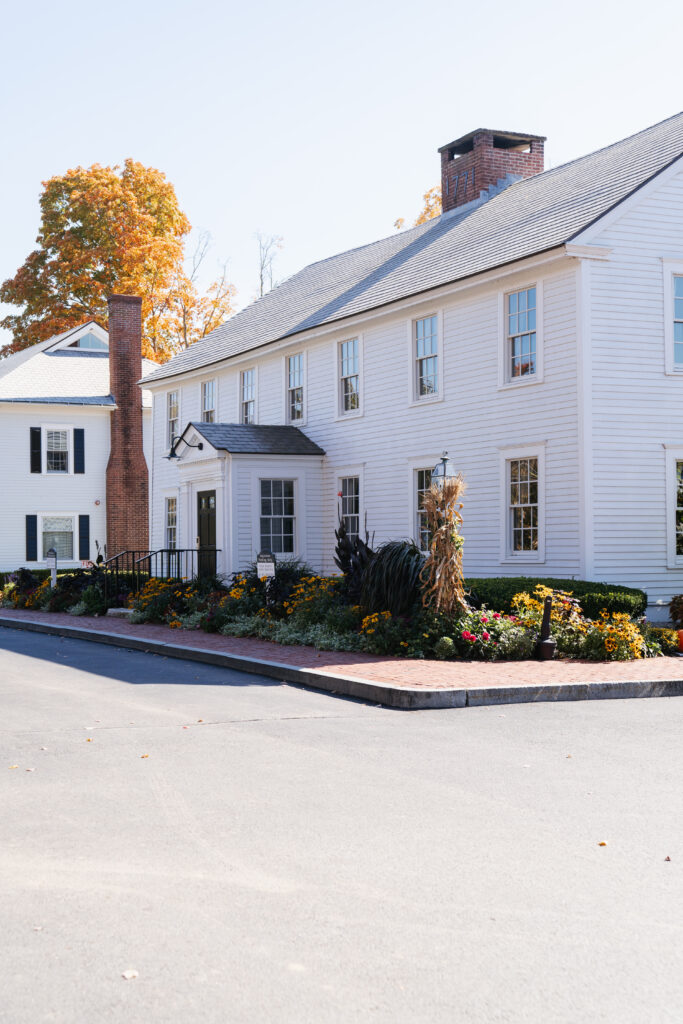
106,294 -> 149,555
439,129 -> 545,213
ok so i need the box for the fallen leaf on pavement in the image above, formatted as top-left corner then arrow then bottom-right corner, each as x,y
25,768 -> 35,772
598,841 -> 608,847
665,856 -> 671,862
40,747 -> 47,751
8,765 -> 18,770
121,969 -> 138,981
86,738 -> 93,743
140,754 -> 149,759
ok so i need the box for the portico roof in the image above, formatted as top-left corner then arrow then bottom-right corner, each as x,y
185,421 -> 325,456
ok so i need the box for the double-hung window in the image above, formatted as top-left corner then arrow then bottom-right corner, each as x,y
508,457 -> 538,553
241,370 -> 255,424
260,479 -> 295,554
165,497 -> 177,550
416,469 -> 433,551
201,380 -> 216,423
287,354 -> 304,422
42,515 -> 74,560
339,339 -> 360,414
507,287 -> 537,379
674,277 -> 683,366
167,391 -> 179,448
340,476 -> 360,541
414,316 -> 438,398
46,430 -> 69,473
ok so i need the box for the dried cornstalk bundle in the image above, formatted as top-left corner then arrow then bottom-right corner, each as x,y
420,475 -> 468,617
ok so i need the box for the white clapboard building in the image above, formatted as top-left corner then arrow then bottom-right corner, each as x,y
140,113 -> 683,619
0,311 -> 153,572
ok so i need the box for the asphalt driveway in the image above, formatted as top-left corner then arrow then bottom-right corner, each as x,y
1,628 -> 682,1023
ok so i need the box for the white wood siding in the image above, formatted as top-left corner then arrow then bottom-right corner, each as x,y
588,167 -> 683,613
147,259 -> 582,582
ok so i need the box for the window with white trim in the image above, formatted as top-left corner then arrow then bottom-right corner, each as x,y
241,369 -> 255,424
287,354 -> 304,422
42,515 -> 74,559
165,497 -> 177,550
201,380 -> 216,423
414,316 -> 438,398
260,479 -> 295,554
339,339 -> 360,414
674,276 -> 683,366
416,469 -> 432,551
67,332 -> 108,351
46,430 -> 69,473
507,287 -> 537,379
167,391 -> 179,447
340,476 -> 360,541
508,457 -> 538,552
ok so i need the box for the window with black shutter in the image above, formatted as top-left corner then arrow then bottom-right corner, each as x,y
25,515 -> 38,561
30,428 -> 42,473
78,515 -> 90,561
74,429 -> 85,474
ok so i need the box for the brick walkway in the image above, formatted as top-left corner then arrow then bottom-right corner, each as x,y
2,607 -> 683,691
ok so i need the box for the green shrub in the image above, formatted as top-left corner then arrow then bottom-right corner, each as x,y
434,636 -> 455,660
465,577 -> 647,619
645,625 -> 679,655
361,540 -> 424,616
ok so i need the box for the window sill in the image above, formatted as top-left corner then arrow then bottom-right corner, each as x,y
407,393 -> 444,409
497,375 -> 544,392
664,368 -> 683,377
500,555 -> 546,565
334,410 -> 364,423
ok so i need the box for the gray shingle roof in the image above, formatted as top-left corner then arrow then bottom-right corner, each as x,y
0,323 -> 157,406
186,422 -> 325,456
142,112 -> 683,386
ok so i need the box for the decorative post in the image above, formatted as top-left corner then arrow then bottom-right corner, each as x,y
536,595 -> 556,660
46,547 -> 57,589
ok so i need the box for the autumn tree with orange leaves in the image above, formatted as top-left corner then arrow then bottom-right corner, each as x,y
0,160 -> 235,362
394,185 -> 442,231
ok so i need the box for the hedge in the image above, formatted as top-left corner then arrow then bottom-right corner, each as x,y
464,577 -> 648,620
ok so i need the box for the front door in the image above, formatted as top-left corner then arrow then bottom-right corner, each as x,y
197,490 -> 217,577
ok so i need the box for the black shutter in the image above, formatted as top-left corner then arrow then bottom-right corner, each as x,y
74,429 -> 85,474
78,515 -> 90,562
26,515 -> 38,561
30,428 -> 42,473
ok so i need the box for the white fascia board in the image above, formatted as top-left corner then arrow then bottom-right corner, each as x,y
568,152 -> 683,246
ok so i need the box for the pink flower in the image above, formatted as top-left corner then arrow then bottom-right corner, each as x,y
482,631 -> 490,641
481,616 -> 488,623
492,613 -> 501,620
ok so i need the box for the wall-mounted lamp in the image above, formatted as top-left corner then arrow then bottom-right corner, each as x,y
165,436 -> 204,461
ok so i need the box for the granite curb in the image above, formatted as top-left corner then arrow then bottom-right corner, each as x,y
1,614 -> 683,710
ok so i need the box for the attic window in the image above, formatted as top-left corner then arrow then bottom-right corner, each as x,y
68,332 -> 108,351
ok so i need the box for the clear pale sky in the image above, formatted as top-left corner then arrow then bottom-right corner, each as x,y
1,0 -> 680,347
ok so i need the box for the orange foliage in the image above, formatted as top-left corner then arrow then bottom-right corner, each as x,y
0,161 -> 234,362
394,184 -> 443,231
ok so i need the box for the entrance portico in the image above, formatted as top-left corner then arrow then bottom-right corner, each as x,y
166,422 -> 325,578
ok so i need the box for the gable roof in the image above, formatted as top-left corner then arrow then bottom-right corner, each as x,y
0,323 -> 156,407
184,421 -> 325,456
142,111 -> 683,386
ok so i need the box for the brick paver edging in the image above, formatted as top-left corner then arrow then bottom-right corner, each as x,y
2,611 -> 683,710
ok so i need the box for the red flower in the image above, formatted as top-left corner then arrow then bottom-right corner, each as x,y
481,616 -> 488,623
482,631 -> 490,641
492,613 -> 501,620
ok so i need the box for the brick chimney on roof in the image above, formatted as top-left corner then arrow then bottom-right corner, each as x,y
439,129 -> 545,213
106,294 -> 148,556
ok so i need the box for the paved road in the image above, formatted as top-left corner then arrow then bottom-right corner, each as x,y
1,627 -> 682,1024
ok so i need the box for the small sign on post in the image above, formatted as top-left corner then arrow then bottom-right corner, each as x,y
46,547 -> 57,589
256,552 -> 276,580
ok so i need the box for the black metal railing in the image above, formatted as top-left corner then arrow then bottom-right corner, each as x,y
103,548 -> 219,605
